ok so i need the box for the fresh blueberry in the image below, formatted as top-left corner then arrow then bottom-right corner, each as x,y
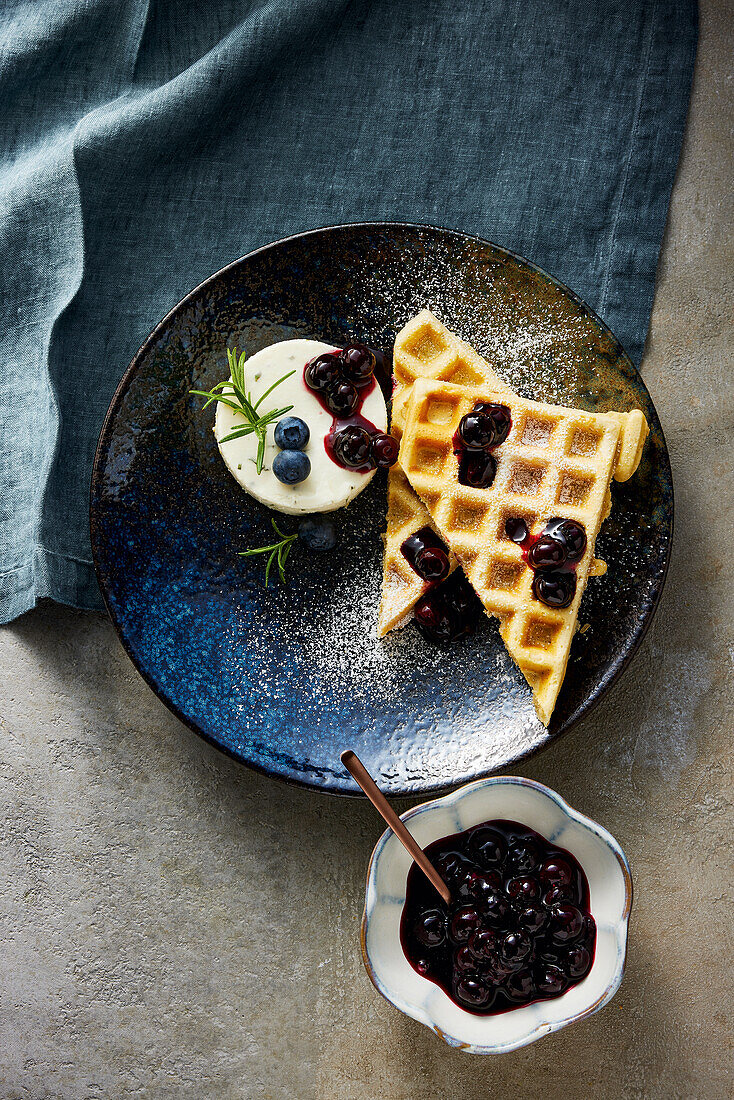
272,450 -> 310,485
298,518 -> 337,552
274,416 -> 310,451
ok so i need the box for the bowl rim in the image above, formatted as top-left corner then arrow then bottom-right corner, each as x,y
360,775 -> 633,1054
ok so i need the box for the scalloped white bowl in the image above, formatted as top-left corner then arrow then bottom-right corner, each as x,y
361,776 -> 632,1054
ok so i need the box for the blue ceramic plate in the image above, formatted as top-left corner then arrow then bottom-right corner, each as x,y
90,223 -> 672,795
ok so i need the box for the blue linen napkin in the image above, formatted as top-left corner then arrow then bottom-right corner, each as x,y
0,0 -> 696,624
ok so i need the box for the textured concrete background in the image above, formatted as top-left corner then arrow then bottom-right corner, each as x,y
1,3 -> 732,1098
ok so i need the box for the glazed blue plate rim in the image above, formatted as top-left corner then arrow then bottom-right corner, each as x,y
90,221 -> 673,796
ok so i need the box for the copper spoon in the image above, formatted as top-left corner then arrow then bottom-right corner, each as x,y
341,750 -> 451,905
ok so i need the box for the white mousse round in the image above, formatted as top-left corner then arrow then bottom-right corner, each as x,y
214,339 -> 387,515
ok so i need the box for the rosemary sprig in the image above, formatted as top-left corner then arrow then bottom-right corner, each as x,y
190,347 -> 295,474
238,519 -> 298,585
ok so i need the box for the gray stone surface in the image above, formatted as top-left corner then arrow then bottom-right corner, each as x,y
1,3 -> 732,1096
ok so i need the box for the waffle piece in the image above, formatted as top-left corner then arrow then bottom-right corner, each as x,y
378,311 -> 512,637
377,468 -> 460,634
378,311 -> 647,637
399,378 -> 646,725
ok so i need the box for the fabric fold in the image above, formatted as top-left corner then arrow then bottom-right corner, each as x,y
0,0 -> 697,623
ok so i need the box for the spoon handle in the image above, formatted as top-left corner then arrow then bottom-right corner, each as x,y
341,750 -> 451,906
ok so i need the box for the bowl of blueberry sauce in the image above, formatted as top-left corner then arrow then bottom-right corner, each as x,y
361,777 -> 632,1054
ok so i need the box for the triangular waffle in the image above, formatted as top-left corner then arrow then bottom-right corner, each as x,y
378,312 -> 647,637
399,377 -> 647,724
378,311 -> 513,636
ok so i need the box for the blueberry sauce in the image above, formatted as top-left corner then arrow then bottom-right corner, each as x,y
304,346 -> 397,473
453,402 -> 512,489
413,571 -> 481,645
401,526 -> 450,584
400,819 -> 596,1016
503,516 -> 587,610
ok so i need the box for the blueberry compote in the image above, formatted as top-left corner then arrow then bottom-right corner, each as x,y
413,571 -> 481,645
400,820 -> 596,1015
401,526 -> 450,585
304,344 -> 397,473
504,516 -> 587,610
453,402 -> 512,489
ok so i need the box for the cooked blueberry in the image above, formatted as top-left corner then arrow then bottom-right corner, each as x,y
272,450 -> 310,484
433,851 -> 468,881
539,856 -> 574,888
459,869 -> 502,904
326,381 -> 360,417
371,432 -> 399,469
506,876 -> 538,902
532,570 -> 576,608
505,969 -> 537,1002
545,517 -> 587,562
475,402 -> 512,445
482,891 -> 512,927
298,518 -> 337,552
469,826 -> 505,867
500,931 -> 532,967
341,343 -> 376,384
274,416 -> 310,450
414,908 -> 447,948
304,353 -> 341,391
415,546 -> 450,583
543,884 -> 574,907
458,410 -> 496,450
535,964 -> 567,996
458,450 -> 497,488
548,904 -> 585,944
454,945 -> 476,972
443,574 -> 476,619
458,402 -> 512,449
449,906 -> 483,944
518,905 -> 548,933
505,517 -> 528,543
400,819 -> 594,1013
528,535 -> 567,571
454,974 -> 493,1009
414,595 -> 453,644
506,839 -> 540,874
332,425 -> 372,468
565,943 -> 592,979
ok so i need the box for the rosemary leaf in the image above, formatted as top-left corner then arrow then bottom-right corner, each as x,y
255,369 -> 296,411
190,346 -> 296,476
238,520 -> 299,585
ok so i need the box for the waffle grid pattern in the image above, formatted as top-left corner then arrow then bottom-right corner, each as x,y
378,311 -> 511,636
399,378 -> 623,724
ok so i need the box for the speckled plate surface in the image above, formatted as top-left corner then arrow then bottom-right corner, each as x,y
90,223 -> 672,795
